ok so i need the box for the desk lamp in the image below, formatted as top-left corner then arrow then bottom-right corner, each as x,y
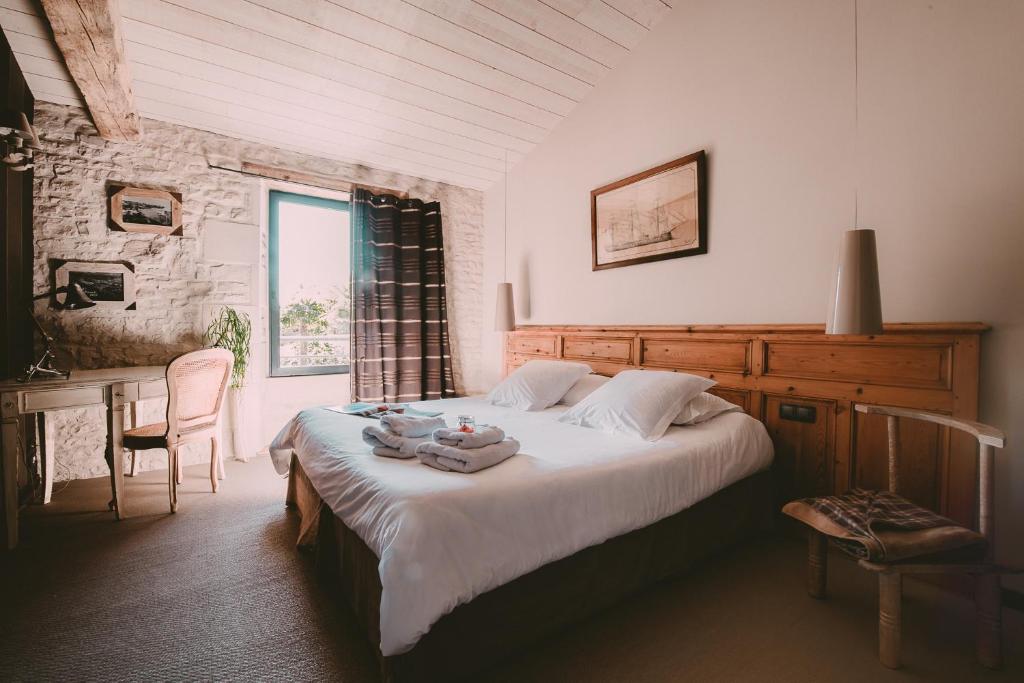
20,284 -> 95,382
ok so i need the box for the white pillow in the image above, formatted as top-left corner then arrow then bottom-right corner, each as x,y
488,360 -> 592,411
558,370 -> 715,441
559,373 -> 611,406
673,392 -> 743,425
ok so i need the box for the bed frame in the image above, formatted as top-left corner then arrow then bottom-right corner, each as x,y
290,322 -> 987,681
290,457 -> 773,682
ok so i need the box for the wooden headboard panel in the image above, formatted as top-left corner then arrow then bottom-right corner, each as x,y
503,323 -> 988,525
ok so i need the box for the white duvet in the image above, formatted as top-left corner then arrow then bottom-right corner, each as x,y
269,397 -> 773,656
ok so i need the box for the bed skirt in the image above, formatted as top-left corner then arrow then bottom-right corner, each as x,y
286,454 -> 774,682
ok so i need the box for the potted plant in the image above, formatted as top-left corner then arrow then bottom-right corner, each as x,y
204,307 -> 252,462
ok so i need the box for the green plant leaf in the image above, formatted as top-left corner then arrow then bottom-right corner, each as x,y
203,307 -> 252,388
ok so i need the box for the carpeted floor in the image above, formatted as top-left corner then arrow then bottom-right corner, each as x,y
1,456 -> 1020,682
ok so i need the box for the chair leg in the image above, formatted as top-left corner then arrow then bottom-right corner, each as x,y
976,573 -> 1002,669
167,446 -> 178,513
808,530 -> 828,599
209,436 -> 220,493
216,438 -> 226,481
878,572 -> 902,669
176,452 -> 183,485
129,450 -> 137,477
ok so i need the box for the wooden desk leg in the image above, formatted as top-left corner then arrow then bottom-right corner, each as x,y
127,401 -> 138,477
2,411 -> 19,550
105,384 -> 128,520
26,413 -> 40,499
39,413 -> 53,504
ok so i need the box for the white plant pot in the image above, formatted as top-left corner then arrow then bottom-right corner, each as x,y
227,386 -> 249,462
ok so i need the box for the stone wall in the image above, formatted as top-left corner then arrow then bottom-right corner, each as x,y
32,101 -> 484,481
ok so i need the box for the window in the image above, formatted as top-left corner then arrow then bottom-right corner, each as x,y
268,190 -> 351,376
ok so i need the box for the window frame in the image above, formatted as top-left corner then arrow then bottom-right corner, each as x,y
268,189 -> 352,378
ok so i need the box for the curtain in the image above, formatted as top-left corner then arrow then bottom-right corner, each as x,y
350,188 -> 455,402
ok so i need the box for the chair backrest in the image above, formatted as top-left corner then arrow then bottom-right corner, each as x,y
854,404 -> 1005,543
165,348 -> 234,437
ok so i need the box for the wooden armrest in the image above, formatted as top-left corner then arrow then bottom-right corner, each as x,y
855,404 -> 1004,448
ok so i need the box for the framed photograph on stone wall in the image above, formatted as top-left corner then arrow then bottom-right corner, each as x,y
109,185 -> 183,236
53,260 -> 136,310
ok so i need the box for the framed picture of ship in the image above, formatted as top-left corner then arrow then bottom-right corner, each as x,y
591,150 -> 706,270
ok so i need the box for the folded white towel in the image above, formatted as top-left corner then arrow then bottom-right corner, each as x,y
379,413 -> 446,437
362,424 -> 428,459
432,425 -> 506,449
415,438 -> 521,473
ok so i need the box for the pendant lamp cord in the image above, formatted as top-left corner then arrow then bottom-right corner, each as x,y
853,0 -> 859,228
503,148 -> 509,282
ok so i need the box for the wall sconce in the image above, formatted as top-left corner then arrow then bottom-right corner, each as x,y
2,111 -> 40,172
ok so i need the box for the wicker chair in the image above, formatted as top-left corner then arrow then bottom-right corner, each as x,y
122,349 -> 234,513
783,404 -> 1013,669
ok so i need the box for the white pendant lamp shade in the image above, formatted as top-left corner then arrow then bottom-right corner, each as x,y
825,228 -> 883,335
825,4 -> 883,336
495,282 -> 516,331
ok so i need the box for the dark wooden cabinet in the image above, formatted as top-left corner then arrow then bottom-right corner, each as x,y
0,31 -> 35,548
1,30 -> 34,378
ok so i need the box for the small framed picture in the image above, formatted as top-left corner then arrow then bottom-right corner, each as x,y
54,260 -> 136,310
591,150 -> 707,271
109,185 -> 182,236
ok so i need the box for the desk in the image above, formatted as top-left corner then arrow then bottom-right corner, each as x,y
1,366 -> 166,549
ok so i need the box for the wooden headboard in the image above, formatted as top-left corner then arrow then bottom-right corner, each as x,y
503,323 -> 988,526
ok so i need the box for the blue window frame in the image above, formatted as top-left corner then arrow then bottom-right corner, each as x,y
268,190 -> 351,377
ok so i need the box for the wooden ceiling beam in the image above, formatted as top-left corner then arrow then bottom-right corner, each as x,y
39,0 -> 141,141
233,162 -> 408,199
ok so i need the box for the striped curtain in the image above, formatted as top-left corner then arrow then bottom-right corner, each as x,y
350,188 -> 456,402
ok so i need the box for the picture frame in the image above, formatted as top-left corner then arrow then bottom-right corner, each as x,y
109,185 -> 183,236
591,150 -> 707,271
54,260 -> 136,310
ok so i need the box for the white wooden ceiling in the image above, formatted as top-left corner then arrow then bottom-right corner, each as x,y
0,0 -> 672,189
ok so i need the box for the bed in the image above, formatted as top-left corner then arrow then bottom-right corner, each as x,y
271,395 -> 774,681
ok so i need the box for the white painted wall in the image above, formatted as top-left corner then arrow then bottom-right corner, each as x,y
483,0 -> 1024,585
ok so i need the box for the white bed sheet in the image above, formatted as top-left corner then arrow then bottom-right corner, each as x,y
270,397 -> 773,656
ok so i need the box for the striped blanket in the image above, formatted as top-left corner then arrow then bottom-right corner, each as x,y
804,488 -> 955,559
